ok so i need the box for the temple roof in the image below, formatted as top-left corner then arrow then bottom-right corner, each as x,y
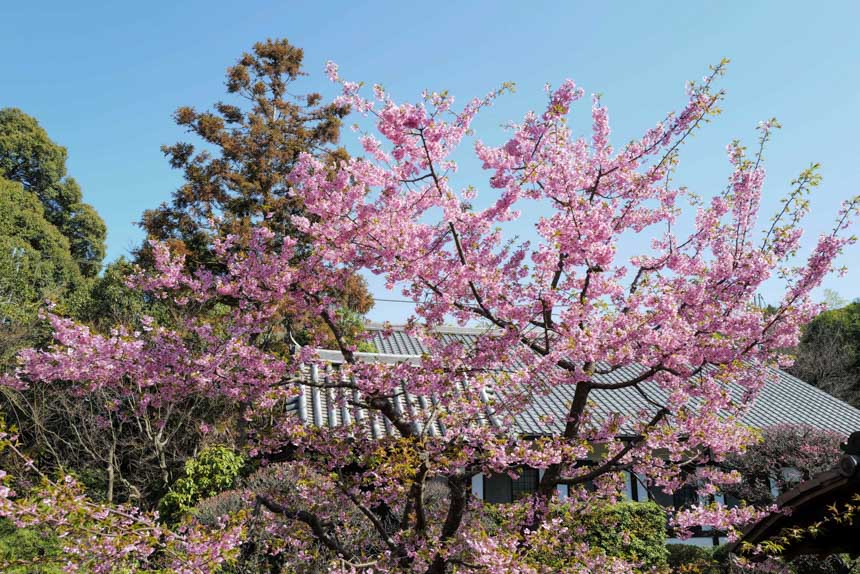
284,324 -> 860,438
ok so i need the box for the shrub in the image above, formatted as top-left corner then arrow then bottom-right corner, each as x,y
667,544 -> 720,573
197,463 -> 389,574
158,445 -> 244,524
0,519 -> 63,573
582,501 -> 669,569
527,500 -> 669,572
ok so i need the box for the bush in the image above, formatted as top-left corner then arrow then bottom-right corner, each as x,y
158,445 -> 245,524
582,501 -> 669,569
527,500 -> 669,572
667,544 -> 721,573
197,463 -> 390,574
0,519 -> 63,573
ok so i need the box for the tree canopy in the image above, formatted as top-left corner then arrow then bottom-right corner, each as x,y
0,113 -> 142,509
0,178 -> 82,307
0,177 -> 84,363
790,300 -> 860,409
138,38 -> 372,345
140,38 -> 350,254
0,108 -> 106,278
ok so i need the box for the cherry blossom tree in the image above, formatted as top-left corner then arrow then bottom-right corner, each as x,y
2,59 -> 858,573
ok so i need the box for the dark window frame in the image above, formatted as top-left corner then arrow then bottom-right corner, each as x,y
483,467 -> 540,504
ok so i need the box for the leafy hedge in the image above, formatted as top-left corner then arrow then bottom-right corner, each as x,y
528,501 -> 669,572
584,501 -> 669,570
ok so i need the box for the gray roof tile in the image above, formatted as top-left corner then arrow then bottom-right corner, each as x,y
285,325 -> 860,438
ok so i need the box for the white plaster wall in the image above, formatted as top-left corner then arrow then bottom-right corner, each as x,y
471,473 -> 484,499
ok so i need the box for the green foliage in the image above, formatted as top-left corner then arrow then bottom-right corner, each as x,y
668,545 -> 860,574
69,257 -> 169,332
0,108 -> 106,278
790,300 -> 860,408
667,544 -> 721,573
790,555 -> 860,574
0,109 -> 67,195
61,193 -> 107,279
0,177 -> 83,305
0,177 -> 84,363
580,501 -> 669,570
335,307 -> 377,352
527,501 -> 669,572
738,493 -> 860,569
0,519 -> 63,573
0,108 -> 107,369
158,445 -> 245,524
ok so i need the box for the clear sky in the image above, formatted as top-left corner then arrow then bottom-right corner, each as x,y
3,1 -> 859,323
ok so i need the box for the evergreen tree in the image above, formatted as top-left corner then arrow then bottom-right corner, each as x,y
0,177 -> 84,362
139,38 -> 374,344
790,301 -> 860,408
0,109 -> 106,278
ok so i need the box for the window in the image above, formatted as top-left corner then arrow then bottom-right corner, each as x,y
512,467 -> 539,500
780,467 -> 803,490
484,472 -> 512,504
648,486 -> 674,508
647,483 -> 698,510
673,483 -> 699,509
483,467 -> 540,503
724,493 -> 742,509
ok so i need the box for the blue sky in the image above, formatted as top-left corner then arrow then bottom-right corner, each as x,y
3,1 -> 859,322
